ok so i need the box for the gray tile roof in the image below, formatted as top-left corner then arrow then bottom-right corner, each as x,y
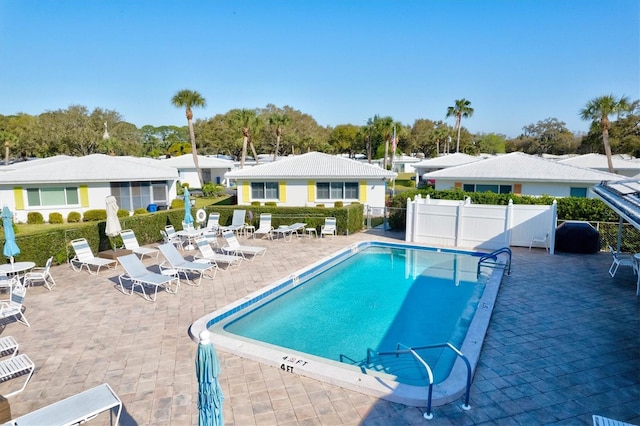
423,152 -> 621,183
159,154 -> 234,169
0,154 -> 178,184
558,153 -> 640,171
413,153 -> 483,169
225,152 -> 397,179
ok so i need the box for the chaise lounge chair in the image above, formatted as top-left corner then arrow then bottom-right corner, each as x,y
608,245 -> 636,278
253,213 -> 273,240
117,254 -> 178,301
220,209 -> 247,236
221,231 -> 266,260
70,238 -> 118,275
271,223 -> 306,241
321,217 -> 337,238
158,243 -> 217,286
193,237 -> 242,270
120,229 -> 159,260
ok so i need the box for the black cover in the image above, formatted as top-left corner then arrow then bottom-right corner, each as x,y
554,221 -> 600,254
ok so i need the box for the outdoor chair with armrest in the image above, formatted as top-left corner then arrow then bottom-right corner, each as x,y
608,245 -> 636,278
193,237 -> 242,270
221,231 -> 266,260
69,238 -> 118,275
158,243 -> 218,286
220,209 -> 247,236
0,284 -> 29,327
23,256 -> 56,291
117,254 -> 178,301
120,229 -> 159,260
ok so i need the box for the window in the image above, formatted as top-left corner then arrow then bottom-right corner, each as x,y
251,182 -> 279,200
570,187 -> 587,198
316,182 -> 359,200
112,181 -> 167,210
26,187 -> 79,207
462,184 -> 512,194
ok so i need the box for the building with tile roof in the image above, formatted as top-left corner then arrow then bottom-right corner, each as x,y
422,152 -> 621,198
158,154 -> 235,188
225,152 -> 397,209
558,153 -> 640,177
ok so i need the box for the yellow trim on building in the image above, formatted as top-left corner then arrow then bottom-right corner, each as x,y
79,185 -> 89,207
359,181 -> 367,203
13,187 -> 24,210
307,181 -> 315,202
242,181 -> 250,203
279,182 -> 286,202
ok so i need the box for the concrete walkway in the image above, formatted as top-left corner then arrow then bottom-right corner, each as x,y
1,229 -> 638,425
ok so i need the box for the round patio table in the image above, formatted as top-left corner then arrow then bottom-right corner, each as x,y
0,261 -> 36,283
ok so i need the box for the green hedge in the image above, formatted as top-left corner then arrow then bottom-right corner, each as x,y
0,203 -> 364,267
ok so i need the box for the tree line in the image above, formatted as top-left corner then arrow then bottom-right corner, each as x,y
1,95 -> 638,170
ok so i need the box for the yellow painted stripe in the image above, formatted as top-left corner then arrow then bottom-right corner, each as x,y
359,181 -> 367,203
279,182 -> 286,202
242,181 -> 249,203
13,187 -> 24,210
80,185 -> 89,207
307,180 -> 315,202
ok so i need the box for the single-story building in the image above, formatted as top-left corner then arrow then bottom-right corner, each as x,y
158,154 -> 235,188
413,153 -> 484,183
422,152 -> 621,198
558,153 -> 640,177
0,154 -> 178,222
224,152 -> 397,210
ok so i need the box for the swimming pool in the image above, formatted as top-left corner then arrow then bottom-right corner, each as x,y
191,241 -> 508,407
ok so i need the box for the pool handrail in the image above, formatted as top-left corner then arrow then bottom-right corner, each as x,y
366,341 -> 472,420
477,247 -> 512,276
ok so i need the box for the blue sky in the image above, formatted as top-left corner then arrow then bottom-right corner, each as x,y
1,0 -> 638,138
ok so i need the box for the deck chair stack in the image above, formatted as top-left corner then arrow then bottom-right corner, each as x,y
117,254 -> 178,301
70,238 -> 118,275
194,237 -> 242,270
221,231 -> 266,260
120,229 -> 159,260
158,243 -> 218,286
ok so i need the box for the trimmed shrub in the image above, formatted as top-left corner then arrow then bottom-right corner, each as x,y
133,208 -> 148,215
83,209 -> 107,222
334,201 -> 344,208
171,199 -> 184,209
27,212 -> 44,224
251,201 -> 261,206
315,204 -> 325,208
49,212 -> 64,224
117,209 -> 130,218
67,211 -> 81,223
265,201 -> 277,207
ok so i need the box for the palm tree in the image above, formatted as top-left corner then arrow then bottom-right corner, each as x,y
171,89 -> 206,186
269,112 -> 290,161
579,94 -> 632,173
446,99 -> 474,153
234,109 -> 262,168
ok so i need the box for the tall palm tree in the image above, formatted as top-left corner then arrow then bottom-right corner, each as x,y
579,94 -> 632,173
234,109 -> 262,168
446,99 -> 474,153
269,112 -> 290,161
171,89 -> 206,186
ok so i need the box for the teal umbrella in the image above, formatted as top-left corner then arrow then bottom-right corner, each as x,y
196,330 -> 224,426
2,206 -> 20,263
183,187 -> 194,226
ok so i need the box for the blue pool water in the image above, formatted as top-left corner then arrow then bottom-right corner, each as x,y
222,245 -> 488,385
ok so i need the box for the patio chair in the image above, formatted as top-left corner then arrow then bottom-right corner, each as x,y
0,273 -> 18,302
206,212 -> 221,234
220,209 -> 247,236
592,415 -> 636,426
70,238 -> 118,275
528,233 -> 549,253
320,217 -> 337,238
158,243 -> 217,286
271,223 -> 306,241
608,245 -> 636,278
120,229 -> 159,260
193,237 -> 242,270
160,229 -> 183,251
0,284 -> 30,327
253,213 -> 273,240
117,254 -> 178,301
23,256 -> 56,291
221,231 -> 266,261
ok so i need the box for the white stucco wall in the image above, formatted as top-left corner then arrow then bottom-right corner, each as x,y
178,168 -> 229,188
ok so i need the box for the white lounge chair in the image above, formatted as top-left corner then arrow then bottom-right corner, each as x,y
529,233 -> 549,253
272,222 -> 306,241
6,383 -> 121,425
608,245 -> 636,278
0,284 -> 29,327
206,212 -> 221,234
321,217 -> 337,238
70,238 -> 118,275
117,254 -> 178,301
220,209 -> 247,236
164,225 -> 184,250
160,229 -> 182,251
0,352 -> 35,397
253,213 -> 273,240
158,243 -> 217,286
120,229 -> 159,260
23,256 -> 56,291
221,231 -> 266,260
193,237 -> 242,270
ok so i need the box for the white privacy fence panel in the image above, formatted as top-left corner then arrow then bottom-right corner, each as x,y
406,194 -> 557,254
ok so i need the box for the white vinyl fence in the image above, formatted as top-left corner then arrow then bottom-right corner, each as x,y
405,194 -> 557,254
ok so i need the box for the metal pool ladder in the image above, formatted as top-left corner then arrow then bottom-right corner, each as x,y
366,342 -> 472,419
477,247 -> 512,276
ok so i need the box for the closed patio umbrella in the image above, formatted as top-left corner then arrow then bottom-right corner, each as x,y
196,330 -> 224,426
2,206 -> 20,264
105,196 -> 122,250
183,187 -> 194,226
